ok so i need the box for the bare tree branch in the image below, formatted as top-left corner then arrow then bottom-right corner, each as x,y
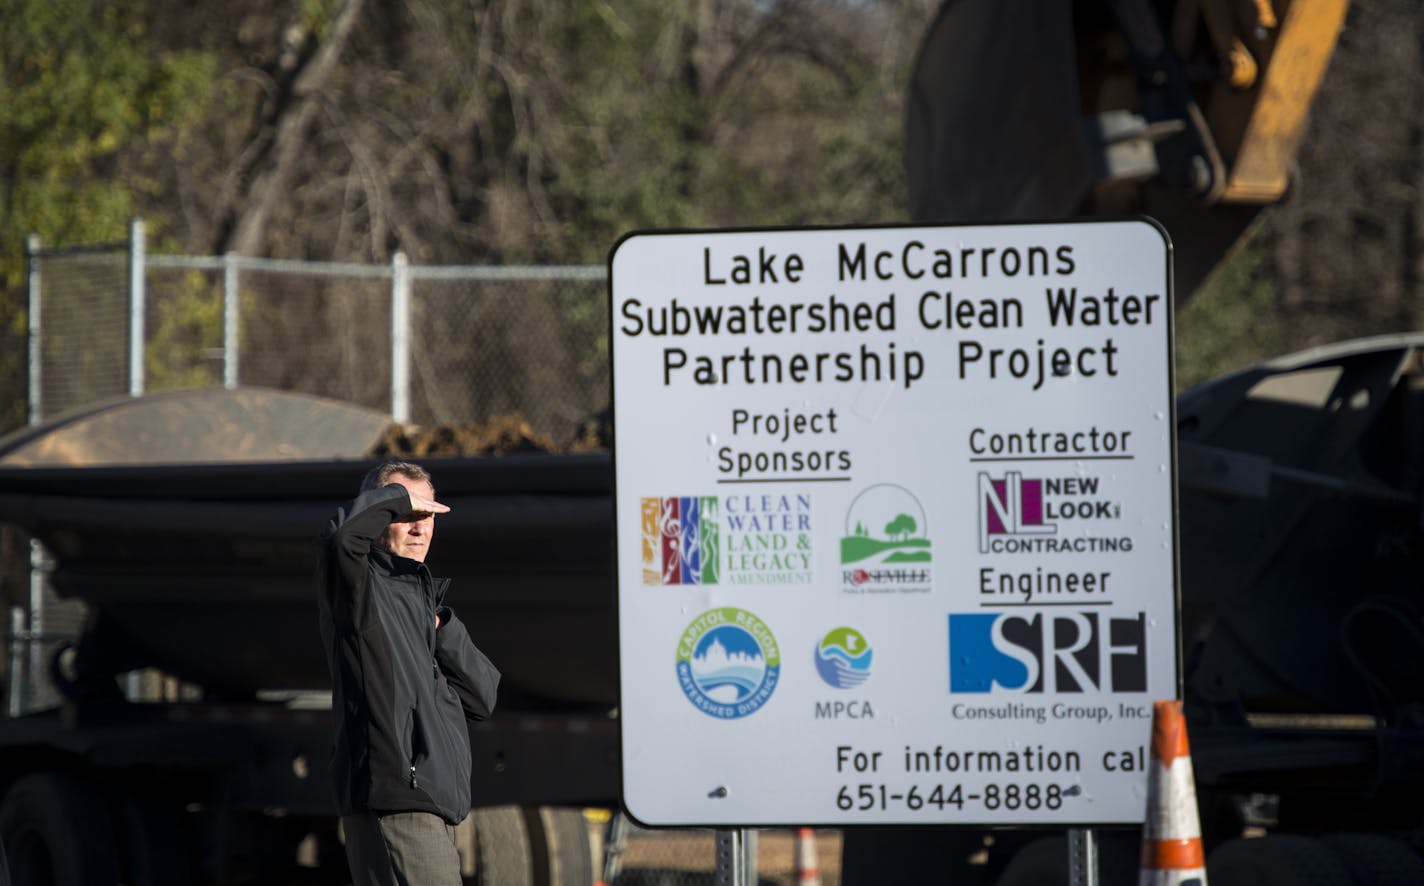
217,0 -> 365,256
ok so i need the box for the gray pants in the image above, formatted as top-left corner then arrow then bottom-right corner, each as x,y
342,811 -> 462,886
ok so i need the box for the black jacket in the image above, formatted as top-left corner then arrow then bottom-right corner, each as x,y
316,483 -> 499,824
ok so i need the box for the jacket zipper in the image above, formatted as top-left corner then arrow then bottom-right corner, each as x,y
413,567 -> 436,794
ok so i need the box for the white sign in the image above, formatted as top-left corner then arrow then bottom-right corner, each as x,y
610,220 -> 1177,827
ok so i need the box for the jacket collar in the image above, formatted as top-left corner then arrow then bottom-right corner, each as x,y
370,546 -> 431,578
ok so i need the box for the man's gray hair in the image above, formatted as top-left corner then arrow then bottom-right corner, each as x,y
360,460 -> 434,494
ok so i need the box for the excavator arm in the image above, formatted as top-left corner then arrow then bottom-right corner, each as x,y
906,0 -> 1350,297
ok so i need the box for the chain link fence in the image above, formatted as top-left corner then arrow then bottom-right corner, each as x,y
26,222 -> 609,442
26,238 -> 134,420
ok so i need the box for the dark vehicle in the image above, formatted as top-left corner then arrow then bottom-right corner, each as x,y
0,388 -> 616,885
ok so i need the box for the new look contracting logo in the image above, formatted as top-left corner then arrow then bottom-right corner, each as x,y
978,472 -> 1125,554
978,472 -> 1055,553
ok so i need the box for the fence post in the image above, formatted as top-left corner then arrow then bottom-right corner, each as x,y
224,251 -> 240,389
14,235 -> 42,717
5,606 -> 22,716
391,251 -> 410,424
26,234 -> 42,426
129,218 -> 146,397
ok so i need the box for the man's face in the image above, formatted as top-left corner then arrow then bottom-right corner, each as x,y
376,473 -> 437,563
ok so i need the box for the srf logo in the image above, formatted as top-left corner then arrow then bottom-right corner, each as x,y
642,497 -> 719,585
948,612 -> 1146,693
978,472 -> 1055,552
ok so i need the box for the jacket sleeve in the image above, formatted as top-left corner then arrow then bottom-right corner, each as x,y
316,484 -> 412,630
434,606 -> 500,721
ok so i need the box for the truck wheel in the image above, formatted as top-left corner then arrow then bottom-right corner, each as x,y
1208,834 -> 1353,886
0,772 -> 121,886
1323,834 -> 1424,886
535,807 -> 594,886
109,789 -> 192,886
470,805 -> 534,886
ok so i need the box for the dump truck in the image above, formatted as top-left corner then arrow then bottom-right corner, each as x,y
0,388 -> 619,885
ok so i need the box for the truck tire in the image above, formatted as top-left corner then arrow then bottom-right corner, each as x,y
1208,834 -> 1354,886
470,805 -> 534,886
109,788 -> 192,886
536,807 -> 594,886
1322,834 -> 1424,886
0,772 -> 120,886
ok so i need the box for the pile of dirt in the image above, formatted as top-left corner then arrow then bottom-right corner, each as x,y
368,410 -> 611,458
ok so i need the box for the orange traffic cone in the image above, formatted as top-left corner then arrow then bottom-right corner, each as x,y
1139,700 -> 1208,885
794,827 -> 822,886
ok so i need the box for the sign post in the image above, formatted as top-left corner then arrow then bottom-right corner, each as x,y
610,220 -> 1177,831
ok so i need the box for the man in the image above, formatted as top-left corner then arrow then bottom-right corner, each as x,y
317,460 -> 499,886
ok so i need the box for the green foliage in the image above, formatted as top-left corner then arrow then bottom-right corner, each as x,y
1174,232 -> 1289,393
146,270 -> 225,392
0,1 -> 215,251
885,513 -> 917,540
482,2 -> 912,262
0,0 -> 216,430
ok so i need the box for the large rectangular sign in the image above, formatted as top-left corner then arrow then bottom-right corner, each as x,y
610,220 -> 1178,826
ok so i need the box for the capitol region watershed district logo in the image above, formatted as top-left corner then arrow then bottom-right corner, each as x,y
676,608 -> 781,719
641,495 -> 812,585
841,484 -> 932,593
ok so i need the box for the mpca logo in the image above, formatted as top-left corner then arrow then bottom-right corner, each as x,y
676,607 -> 781,719
641,496 -> 719,585
814,627 -> 873,689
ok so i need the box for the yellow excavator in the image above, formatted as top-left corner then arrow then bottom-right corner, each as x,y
905,0 -> 1349,299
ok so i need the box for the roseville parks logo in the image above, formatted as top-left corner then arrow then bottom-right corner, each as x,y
840,484 -> 931,594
